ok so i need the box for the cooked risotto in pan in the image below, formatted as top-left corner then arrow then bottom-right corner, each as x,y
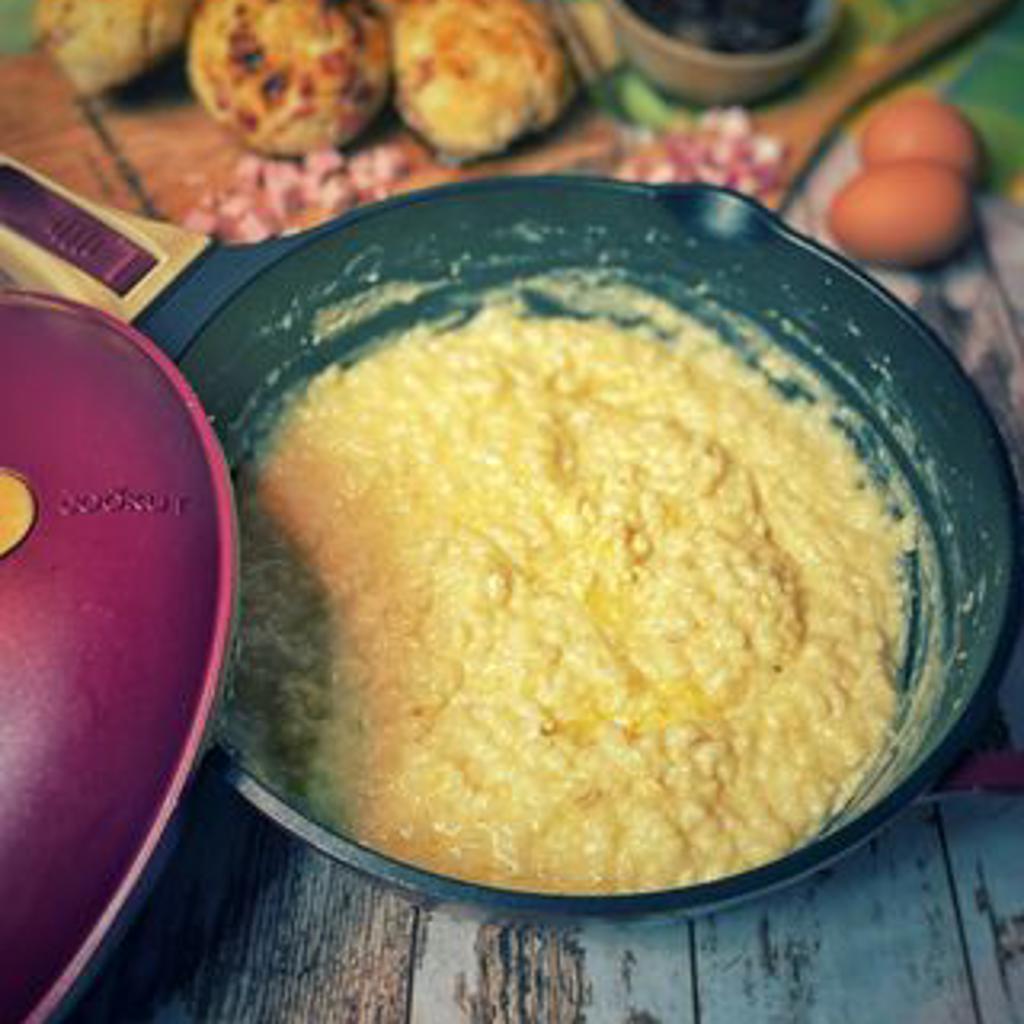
237,297 -> 909,893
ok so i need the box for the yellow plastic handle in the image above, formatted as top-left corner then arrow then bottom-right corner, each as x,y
0,155 -> 208,323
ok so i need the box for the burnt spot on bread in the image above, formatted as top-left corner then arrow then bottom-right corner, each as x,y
262,70 -> 290,105
229,27 -> 265,71
319,50 -> 351,77
348,77 -> 378,107
236,106 -> 260,131
343,7 -> 367,50
335,109 -> 364,137
320,0 -> 359,46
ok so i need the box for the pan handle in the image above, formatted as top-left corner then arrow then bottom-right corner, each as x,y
0,156 -> 208,322
933,750 -> 1024,795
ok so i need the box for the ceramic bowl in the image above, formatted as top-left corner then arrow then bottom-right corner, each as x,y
602,0 -> 842,105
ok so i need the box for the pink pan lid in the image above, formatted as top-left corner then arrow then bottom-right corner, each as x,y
0,293 -> 236,1023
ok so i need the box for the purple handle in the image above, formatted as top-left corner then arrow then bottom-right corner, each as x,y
0,166 -> 156,294
937,751 -> 1024,794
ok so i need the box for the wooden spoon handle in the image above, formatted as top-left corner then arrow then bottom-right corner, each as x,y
826,0 -> 1009,118
767,0 -> 1010,205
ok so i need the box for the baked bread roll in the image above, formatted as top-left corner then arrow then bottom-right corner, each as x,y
36,0 -> 197,95
188,0 -> 390,156
391,0 -> 574,161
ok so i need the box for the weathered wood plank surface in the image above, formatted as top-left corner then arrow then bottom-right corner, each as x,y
573,918 -> 693,1024
68,775 -> 419,1024
695,809 -> 978,1024
409,913 -> 693,1023
937,194 -> 1024,1024
412,916 -> 589,1024
944,797 -> 1024,1024
796,133 -> 1024,1024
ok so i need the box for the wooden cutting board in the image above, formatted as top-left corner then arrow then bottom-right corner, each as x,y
0,0 -> 1011,227
0,49 -> 630,223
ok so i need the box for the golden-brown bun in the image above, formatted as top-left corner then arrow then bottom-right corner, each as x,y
188,0 -> 391,156
36,0 -> 197,95
392,0 -> 574,161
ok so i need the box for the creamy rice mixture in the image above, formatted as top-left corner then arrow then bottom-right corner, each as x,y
237,299 -> 909,893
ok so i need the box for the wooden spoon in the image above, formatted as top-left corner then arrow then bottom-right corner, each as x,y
757,0 -> 1011,208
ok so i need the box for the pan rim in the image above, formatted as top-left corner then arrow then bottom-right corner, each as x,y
201,178 -> 1022,916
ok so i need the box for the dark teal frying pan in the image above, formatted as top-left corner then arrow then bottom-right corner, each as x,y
1,161 -> 1021,939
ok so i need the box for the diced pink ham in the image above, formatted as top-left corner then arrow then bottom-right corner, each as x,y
181,140 -> 417,242
182,208 -> 218,234
370,143 -> 410,183
232,210 -> 275,243
318,175 -> 357,212
614,106 -> 786,201
303,148 -> 346,180
234,153 -> 266,189
218,193 -> 253,220
180,106 -> 783,243
266,159 -> 302,188
346,152 -> 379,194
262,160 -> 304,223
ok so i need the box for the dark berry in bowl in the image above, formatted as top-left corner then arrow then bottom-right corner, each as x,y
623,0 -> 812,53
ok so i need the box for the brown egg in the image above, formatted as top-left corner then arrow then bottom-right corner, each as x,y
860,94 -> 980,180
828,162 -> 973,267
